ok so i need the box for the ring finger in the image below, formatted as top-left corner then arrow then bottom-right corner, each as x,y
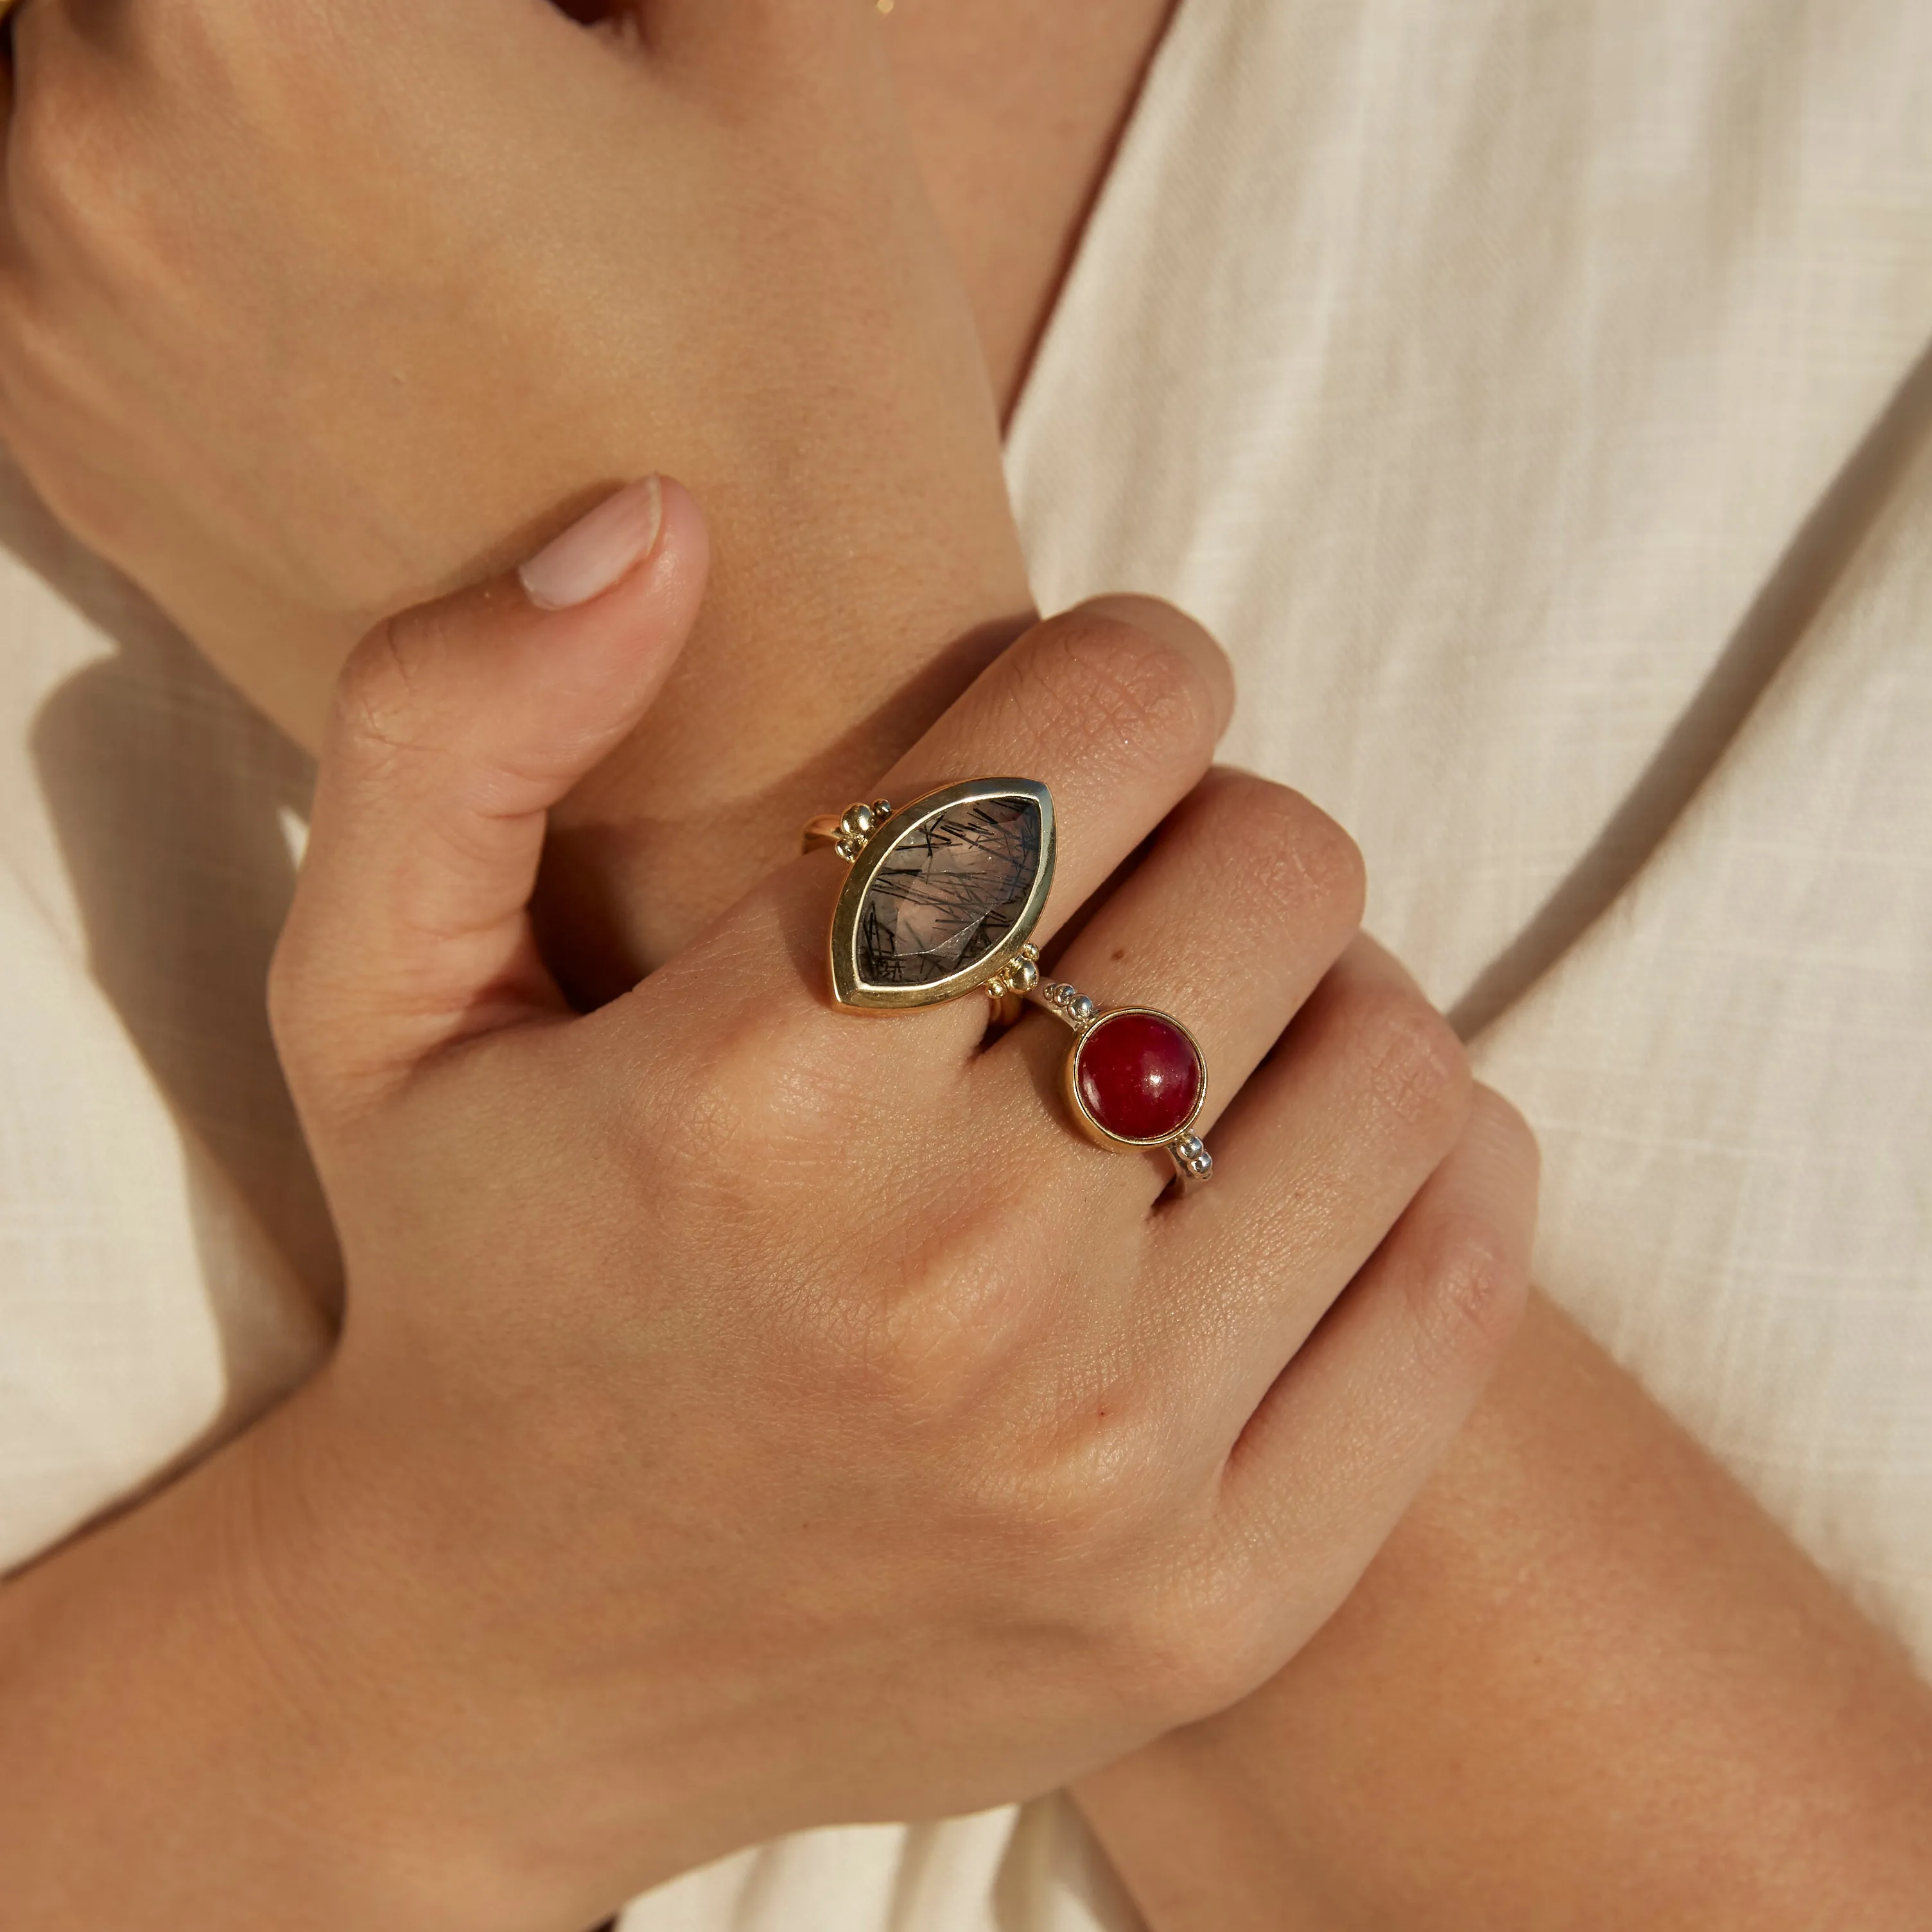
1160,935 -> 1477,1428
989,767 -> 1367,1196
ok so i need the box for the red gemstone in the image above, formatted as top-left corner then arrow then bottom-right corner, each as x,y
1075,1011 -> 1203,1143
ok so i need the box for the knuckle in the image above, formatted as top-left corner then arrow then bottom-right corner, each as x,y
1070,594 -> 1234,715
329,613 -> 442,779
1348,986 -> 1471,1145
1031,1400 -> 1162,1545
263,932 -> 313,1074
1467,1083 -> 1543,1196
1025,611 -> 1223,774
10,85 -> 172,284
848,1223 -> 1045,1428
1192,773 -> 1368,932
263,921 -> 346,1115
1112,1554 -> 1275,1728
954,1347 -> 1169,1566
1407,1205 -> 1529,1375
648,1027 -> 1059,1434
8,85 -> 107,223
1286,796 -> 1368,927
664,993 -> 865,1164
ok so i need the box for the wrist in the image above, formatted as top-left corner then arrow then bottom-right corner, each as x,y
0,1375 -> 610,1931
234,1359 -> 745,1926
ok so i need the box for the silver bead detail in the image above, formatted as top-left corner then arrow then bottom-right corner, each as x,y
1068,993 -> 1097,1023
1172,1133 -> 1205,1162
1010,958 -> 1040,994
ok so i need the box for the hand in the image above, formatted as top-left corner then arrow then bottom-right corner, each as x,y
161,482 -> 1524,1928
1072,1295 -> 1932,1932
0,0 -> 1030,971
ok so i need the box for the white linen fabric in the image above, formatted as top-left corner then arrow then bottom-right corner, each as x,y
1,1 -> 1928,1925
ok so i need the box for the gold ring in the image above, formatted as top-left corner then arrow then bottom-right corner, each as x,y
1031,980 -> 1214,1188
805,778 -> 1054,1011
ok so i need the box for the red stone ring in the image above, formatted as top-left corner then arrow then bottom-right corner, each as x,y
1031,982 -> 1214,1189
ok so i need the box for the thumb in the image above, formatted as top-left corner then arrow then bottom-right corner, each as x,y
272,476 -> 708,1107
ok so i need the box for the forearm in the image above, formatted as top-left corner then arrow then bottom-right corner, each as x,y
1074,1292 -> 1932,1930
0,1389 -> 562,1932
0,1416 -> 372,1926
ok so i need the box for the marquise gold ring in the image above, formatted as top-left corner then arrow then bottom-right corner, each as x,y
804,778 -> 1055,1013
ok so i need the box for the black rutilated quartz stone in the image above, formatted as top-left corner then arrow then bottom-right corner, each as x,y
856,797 -> 1041,986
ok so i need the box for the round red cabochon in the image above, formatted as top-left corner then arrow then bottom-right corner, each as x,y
1074,1011 -> 1203,1143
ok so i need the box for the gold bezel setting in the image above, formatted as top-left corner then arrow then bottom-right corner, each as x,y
1031,981 -> 1215,1188
825,778 -> 1056,1011
1062,1006 -> 1209,1151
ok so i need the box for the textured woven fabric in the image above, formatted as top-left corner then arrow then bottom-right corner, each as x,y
0,2 -> 1927,1926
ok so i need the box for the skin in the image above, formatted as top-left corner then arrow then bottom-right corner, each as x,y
0,496 -> 1533,1929
885,14 -> 1932,1920
1079,1293 -> 1932,1930
0,0 -> 1927,1924
1,0 -> 1034,982
880,0 -> 1181,417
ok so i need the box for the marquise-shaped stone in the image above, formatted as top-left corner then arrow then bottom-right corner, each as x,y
855,796 -> 1042,988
